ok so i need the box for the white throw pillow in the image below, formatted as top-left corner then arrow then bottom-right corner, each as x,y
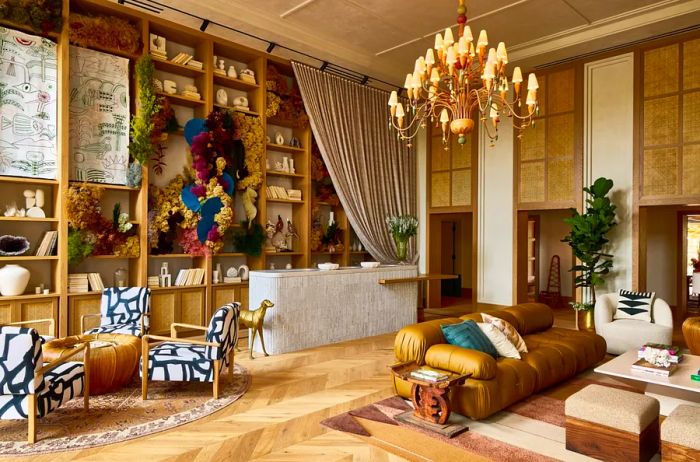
477,322 -> 521,359
613,289 -> 655,323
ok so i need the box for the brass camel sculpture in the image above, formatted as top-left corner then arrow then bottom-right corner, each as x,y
238,299 -> 274,359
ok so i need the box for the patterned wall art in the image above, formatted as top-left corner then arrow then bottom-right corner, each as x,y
69,46 -> 130,185
0,27 -> 58,179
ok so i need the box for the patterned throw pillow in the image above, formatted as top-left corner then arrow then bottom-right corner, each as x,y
614,290 -> 655,322
481,312 -> 528,353
440,320 -> 498,358
477,323 -> 521,359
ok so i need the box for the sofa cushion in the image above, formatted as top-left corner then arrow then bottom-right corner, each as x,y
424,343 -> 497,380
614,289 -> 654,323
481,312 -> 528,353
519,343 -> 578,391
477,322 -> 521,359
441,320 -> 498,358
394,317 -> 463,365
599,318 -> 672,356
524,327 -> 606,373
501,303 -> 554,335
460,310 -> 520,329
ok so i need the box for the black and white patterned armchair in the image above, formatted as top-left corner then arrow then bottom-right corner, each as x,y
82,287 -> 151,337
0,326 -> 89,444
140,303 -> 240,400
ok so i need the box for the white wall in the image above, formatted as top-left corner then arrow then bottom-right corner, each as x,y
646,206 -> 678,305
584,53 -> 635,296
477,117 -> 514,305
536,210 -> 573,297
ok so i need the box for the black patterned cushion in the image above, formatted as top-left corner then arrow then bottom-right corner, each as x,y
85,323 -> 141,336
0,361 -> 84,419
614,290 -> 655,322
0,327 -> 43,395
100,287 -> 150,329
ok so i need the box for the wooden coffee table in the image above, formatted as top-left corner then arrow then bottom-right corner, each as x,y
594,350 -> 700,415
43,333 -> 141,395
390,361 -> 470,437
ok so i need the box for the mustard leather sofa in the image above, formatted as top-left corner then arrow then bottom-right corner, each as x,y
392,303 -> 606,420
682,316 -> 700,355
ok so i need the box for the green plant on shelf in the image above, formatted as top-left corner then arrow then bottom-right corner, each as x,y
231,220 -> 265,257
67,228 -> 93,266
129,55 -> 159,165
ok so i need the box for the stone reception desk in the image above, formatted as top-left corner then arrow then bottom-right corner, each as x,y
248,265 -> 418,354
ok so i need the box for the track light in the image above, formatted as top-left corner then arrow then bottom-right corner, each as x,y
361,75 -> 369,85
200,19 -> 210,32
266,42 -> 276,53
118,0 -> 124,4
320,61 -> 329,72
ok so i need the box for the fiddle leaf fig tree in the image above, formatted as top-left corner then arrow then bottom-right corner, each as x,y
562,177 -> 617,308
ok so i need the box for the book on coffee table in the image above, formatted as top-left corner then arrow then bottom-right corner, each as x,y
631,358 -> 677,377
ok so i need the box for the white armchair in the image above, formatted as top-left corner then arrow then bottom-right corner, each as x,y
594,293 -> 673,355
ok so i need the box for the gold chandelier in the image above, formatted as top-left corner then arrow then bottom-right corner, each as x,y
388,0 -> 539,146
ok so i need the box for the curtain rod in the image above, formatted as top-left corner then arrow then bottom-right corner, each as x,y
117,0 -> 401,91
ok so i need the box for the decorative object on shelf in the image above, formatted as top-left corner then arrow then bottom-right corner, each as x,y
0,0 -> 63,34
163,79 -> 177,95
232,220 -> 265,257
212,269 -> 220,284
216,88 -> 228,106
0,28 -> 57,180
238,299 -> 274,359
0,235 -> 30,256
149,33 -> 167,60
274,132 -> 285,145
68,13 -> 142,56
264,220 -> 276,251
227,65 -> 237,78
153,78 -> 163,92
69,46 -> 129,185
232,96 -> 249,111
270,215 -> 288,251
23,189 -> 45,218
318,263 -> 339,271
387,0 -> 538,146
386,215 -> 418,263
239,68 -> 256,84
3,203 -> 19,217
328,211 -> 335,226
289,136 -> 301,148
181,84 -> 200,100
321,219 -> 342,253
216,59 -> 226,75
0,264 -> 30,296
226,266 -> 237,278
361,261 -> 380,268
238,265 -> 249,281
286,218 -> 299,251
266,64 -> 309,127
282,156 -> 290,173
159,262 -> 171,287
285,263 -> 292,270
129,55 -> 159,166
126,161 -> 142,188
562,177 -> 617,330
242,187 -> 258,225
113,267 -> 127,287
289,158 -> 295,174
269,263 -> 275,270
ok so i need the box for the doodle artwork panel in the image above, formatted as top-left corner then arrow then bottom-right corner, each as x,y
69,46 -> 130,185
0,27 -> 58,179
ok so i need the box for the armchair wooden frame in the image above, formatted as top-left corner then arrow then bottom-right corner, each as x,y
80,312 -> 150,337
141,322 -> 234,400
6,319 -> 56,338
27,343 -> 90,444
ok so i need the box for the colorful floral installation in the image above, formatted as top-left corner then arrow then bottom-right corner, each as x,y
266,64 -> 309,127
68,13 -> 141,55
0,0 -> 62,35
150,97 -> 178,176
65,184 -> 139,264
233,111 -> 263,191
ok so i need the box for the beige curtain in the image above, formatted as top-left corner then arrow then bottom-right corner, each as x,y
292,62 -> 417,264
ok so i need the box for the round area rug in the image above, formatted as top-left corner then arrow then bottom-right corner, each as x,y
0,364 -> 250,456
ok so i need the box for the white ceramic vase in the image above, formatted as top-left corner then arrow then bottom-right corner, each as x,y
0,264 -> 30,296
693,272 -> 700,296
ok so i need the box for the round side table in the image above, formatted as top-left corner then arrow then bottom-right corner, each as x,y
43,333 -> 141,395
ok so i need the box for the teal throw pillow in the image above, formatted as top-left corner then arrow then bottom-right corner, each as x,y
440,320 -> 498,358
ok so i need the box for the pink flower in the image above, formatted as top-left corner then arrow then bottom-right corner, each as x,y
207,225 -> 220,242
191,184 -> 206,197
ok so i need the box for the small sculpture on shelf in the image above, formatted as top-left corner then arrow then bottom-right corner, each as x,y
4,202 -> 25,217
289,136 -> 301,148
227,65 -> 237,78
215,59 -> 226,75
0,264 -> 30,296
149,34 -> 167,60
242,187 -> 258,226
275,132 -> 284,145
216,89 -> 228,106
154,78 -> 164,92
237,299 -> 274,359
270,215 -> 288,251
289,158 -> 296,174
265,220 -> 276,252
23,189 -> 45,218
163,79 -> 177,95
239,68 -> 256,84
286,218 -> 299,251
232,96 -> 249,111
0,235 -> 30,256
181,84 -> 200,100
159,262 -> 171,287
282,157 -> 290,173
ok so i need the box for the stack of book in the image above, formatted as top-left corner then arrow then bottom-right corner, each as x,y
35,231 -> 58,256
409,369 -> 450,383
637,343 -> 683,364
632,343 -> 683,377
147,276 -> 160,289
174,268 -> 206,286
149,48 -> 167,61
170,52 -> 194,65
87,273 -> 104,292
287,189 -> 302,200
68,273 -> 89,293
181,84 -> 200,100
631,359 -> 677,377
186,59 -> 203,70
266,185 -> 302,201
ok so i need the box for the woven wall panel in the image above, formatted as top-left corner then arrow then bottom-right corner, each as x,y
431,134 -> 450,171
683,145 -> 700,195
451,169 -> 471,206
644,44 -> 679,97
519,161 -> 545,203
546,113 -> 574,158
451,134 -> 471,169
547,68 -> 575,114
683,38 -> 700,90
520,120 -> 545,161
643,95 -> 678,146
643,147 -> 678,196
683,90 -> 700,143
547,158 -> 574,202
431,171 -> 451,207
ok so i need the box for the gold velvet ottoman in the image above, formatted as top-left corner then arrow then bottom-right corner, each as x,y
661,404 -> 700,461
44,333 -> 141,395
565,384 -> 660,462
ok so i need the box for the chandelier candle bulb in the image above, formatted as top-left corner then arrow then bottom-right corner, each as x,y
444,27 -> 454,46
497,42 -> 508,63
477,30 -> 488,48
434,33 -> 443,50
527,73 -> 539,90
463,25 -> 473,42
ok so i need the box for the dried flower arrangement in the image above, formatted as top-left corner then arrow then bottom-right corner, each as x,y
311,139 -> 340,206
0,0 -> 63,35
68,12 -> 141,55
266,64 -> 309,127
233,111 -> 263,191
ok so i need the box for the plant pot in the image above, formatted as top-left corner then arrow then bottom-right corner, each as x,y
394,236 -> 408,263
0,264 -> 31,296
577,309 -> 594,332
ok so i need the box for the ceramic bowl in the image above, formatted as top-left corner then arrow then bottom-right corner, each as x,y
360,261 -> 380,269
318,263 -> 340,271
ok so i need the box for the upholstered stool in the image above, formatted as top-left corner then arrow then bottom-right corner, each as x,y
565,384 -> 660,462
661,404 -> 700,461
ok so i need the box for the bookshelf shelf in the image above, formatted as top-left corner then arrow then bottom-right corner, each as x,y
266,170 -> 305,178
266,198 -> 305,205
213,103 -> 259,117
68,180 -> 140,192
267,117 -> 298,129
0,176 -> 58,186
0,292 -> 59,301
156,92 -> 205,107
213,74 -> 260,91
265,251 -> 304,256
266,143 -> 305,154
152,57 -> 205,77
150,284 -> 207,291
148,254 -> 197,258
0,256 -> 59,261
86,255 -> 139,260
66,291 -> 102,298
0,217 -> 58,222
212,282 -> 249,288
217,252 -> 247,257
